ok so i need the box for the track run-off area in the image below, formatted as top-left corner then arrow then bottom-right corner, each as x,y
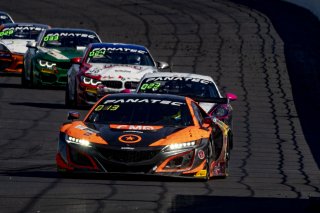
0,0 -> 319,212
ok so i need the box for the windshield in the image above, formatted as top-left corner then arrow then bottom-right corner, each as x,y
86,46 -> 155,66
40,31 -> 100,48
137,77 -> 220,99
0,15 -> 12,25
0,26 -> 45,40
86,98 -> 193,126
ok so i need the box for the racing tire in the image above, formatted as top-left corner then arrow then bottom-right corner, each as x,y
65,82 -> 74,108
73,82 -> 79,109
21,67 -> 29,88
29,67 -> 35,89
203,140 -> 215,181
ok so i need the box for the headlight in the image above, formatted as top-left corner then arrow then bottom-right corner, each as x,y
82,76 -> 102,86
37,59 -> 56,69
212,106 -> 228,118
165,140 -> 201,151
65,135 -> 91,147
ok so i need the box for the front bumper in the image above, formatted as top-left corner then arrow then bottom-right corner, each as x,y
56,137 -> 209,179
78,83 -> 135,106
34,62 -> 70,86
0,53 -> 23,73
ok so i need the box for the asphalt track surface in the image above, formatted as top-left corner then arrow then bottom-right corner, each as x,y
0,0 -> 320,212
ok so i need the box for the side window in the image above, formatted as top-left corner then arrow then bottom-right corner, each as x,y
0,44 -> 8,51
191,102 -> 204,125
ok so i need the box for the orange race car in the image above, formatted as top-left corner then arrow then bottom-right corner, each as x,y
56,93 -> 233,180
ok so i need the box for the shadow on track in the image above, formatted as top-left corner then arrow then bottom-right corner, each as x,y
10,102 -> 69,109
0,170 -> 208,183
231,0 -> 320,169
170,195 -> 320,213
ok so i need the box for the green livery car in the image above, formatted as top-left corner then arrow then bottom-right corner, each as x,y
22,28 -> 101,87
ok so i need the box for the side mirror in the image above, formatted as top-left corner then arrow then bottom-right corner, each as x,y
26,41 -> 37,49
67,111 -> 80,120
156,61 -> 169,69
226,93 -> 237,101
202,117 -> 213,127
71,57 -> 82,64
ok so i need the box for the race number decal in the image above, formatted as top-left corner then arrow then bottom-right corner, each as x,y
89,48 -> 106,57
0,29 -> 13,37
44,34 -> 59,42
140,82 -> 161,91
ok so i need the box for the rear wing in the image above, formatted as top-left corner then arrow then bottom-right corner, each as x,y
192,97 -> 229,104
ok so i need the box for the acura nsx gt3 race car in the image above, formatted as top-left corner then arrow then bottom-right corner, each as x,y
56,93 -> 233,180
137,72 -> 237,128
22,28 -> 101,87
0,23 -> 49,73
65,43 -> 169,107
0,11 -> 14,25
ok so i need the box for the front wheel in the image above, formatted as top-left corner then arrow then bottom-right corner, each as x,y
205,140 -> 216,181
21,67 -> 29,88
65,82 -> 74,107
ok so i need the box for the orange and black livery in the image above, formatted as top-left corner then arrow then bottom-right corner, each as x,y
56,93 -> 233,179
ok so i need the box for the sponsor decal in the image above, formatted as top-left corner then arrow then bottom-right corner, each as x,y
0,26 -> 45,37
198,150 -> 206,160
195,169 -> 207,177
43,32 -> 96,42
102,47 -> 147,54
118,134 -> 142,143
103,98 -> 185,106
121,147 -> 135,150
41,69 -> 55,74
110,124 -> 163,130
85,88 -> 97,94
145,77 -> 212,84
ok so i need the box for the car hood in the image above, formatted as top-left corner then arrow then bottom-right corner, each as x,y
85,63 -> 157,81
1,39 -> 34,54
62,121 -> 208,147
37,47 -> 84,62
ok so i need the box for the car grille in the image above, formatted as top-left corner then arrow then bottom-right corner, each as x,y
56,62 -> 72,70
102,81 -> 123,89
97,148 -> 161,163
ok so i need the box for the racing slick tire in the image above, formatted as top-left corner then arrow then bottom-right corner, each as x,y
21,67 -> 29,88
203,139 -> 215,181
65,82 -> 75,108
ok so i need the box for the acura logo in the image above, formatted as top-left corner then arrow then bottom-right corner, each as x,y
118,134 -> 142,143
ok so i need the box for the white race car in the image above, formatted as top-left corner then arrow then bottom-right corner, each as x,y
0,23 -> 49,73
136,72 -> 237,128
66,42 -> 169,107
0,11 -> 14,25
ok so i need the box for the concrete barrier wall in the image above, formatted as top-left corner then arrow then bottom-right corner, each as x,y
283,0 -> 320,20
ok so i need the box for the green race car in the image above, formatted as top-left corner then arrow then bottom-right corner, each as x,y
22,28 -> 101,87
